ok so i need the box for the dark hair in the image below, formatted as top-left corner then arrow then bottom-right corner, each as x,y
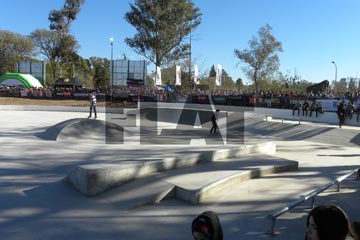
352,221 -> 360,239
306,205 -> 351,240
192,211 -> 223,240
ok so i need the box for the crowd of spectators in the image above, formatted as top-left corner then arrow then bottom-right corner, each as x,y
1,84 -> 360,111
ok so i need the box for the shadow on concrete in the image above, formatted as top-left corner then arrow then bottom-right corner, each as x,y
35,118 -> 124,143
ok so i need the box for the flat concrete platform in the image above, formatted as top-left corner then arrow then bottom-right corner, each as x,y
0,105 -> 359,240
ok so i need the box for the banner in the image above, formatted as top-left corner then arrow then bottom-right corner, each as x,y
194,65 -> 199,85
215,64 -> 222,86
175,65 -> 181,86
316,99 -> 349,112
155,66 -> 162,86
212,95 -> 227,104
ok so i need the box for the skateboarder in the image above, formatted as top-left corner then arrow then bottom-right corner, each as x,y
210,109 -> 220,133
88,92 -> 97,119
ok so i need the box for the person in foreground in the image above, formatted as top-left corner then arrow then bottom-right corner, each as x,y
305,204 -> 359,240
191,211 -> 223,240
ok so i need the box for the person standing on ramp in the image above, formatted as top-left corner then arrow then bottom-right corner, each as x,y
88,92 -> 97,119
210,109 -> 220,133
337,101 -> 346,128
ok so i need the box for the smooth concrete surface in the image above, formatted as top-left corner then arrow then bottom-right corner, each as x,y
171,156 -> 299,204
65,141 -> 277,196
0,105 -> 360,240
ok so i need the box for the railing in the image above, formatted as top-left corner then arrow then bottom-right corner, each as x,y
267,168 -> 360,235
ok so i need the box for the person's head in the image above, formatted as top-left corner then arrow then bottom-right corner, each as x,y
191,211 -> 223,240
306,205 -> 351,240
352,221 -> 360,239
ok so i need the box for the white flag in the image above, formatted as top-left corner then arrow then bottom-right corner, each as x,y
155,66 -> 162,86
194,65 -> 199,85
215,64 -> 222,86
175,65 -> 181,86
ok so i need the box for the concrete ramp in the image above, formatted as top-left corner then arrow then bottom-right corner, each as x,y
92,154 -> 298,209
65,142 -> 277,196
37,118 -> 124,142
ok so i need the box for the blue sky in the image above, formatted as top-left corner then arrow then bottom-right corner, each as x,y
1,0 -> 360,84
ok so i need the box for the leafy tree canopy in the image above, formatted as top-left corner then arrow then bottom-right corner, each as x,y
234,24 -> 282,91
49,0 -> 85,36
125,0 -> 202,67
0,30 -> 35,75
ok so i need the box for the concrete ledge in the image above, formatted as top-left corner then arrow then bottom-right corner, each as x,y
65,142 -> 277,196
175,160 -> 299,204
255,108 -> 360,127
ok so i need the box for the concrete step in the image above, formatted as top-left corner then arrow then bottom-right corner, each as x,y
91,154 -> 298,209
65,142 -> 276,196
167,155 -> 298,204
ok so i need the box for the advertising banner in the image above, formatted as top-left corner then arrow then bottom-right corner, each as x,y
215,64 -> 222,86
175,66 -> 181,86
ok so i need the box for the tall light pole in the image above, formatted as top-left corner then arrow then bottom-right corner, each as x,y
110,37 -> 114,103
331,60 -> 337,82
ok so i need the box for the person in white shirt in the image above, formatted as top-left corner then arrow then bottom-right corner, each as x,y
88,92 -> 97,119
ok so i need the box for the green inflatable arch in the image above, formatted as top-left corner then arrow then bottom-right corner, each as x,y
0,73 -> 43,88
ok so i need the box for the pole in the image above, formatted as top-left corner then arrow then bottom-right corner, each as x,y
110,37 -> 114,103
332,61 -> 337,82
189,23 -> 192,89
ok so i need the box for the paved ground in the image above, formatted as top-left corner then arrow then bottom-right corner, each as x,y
0,105 -> 359,240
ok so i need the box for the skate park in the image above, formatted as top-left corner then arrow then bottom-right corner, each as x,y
0,104 -> 359,240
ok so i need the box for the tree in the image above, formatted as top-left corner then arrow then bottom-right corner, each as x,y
89,57 -> 110,88
201,68 -> 234,90
160,65 -> 176,86
348,78 -> 357,93
125,0 -> 202,68
30,29 -> 62,82
220,69 -> 235,90
0,30 -> 35,75
234,24 -> 282,91
235,78 -> 243,90
209,65 -> 216,77
48,0 -> 84,77
57,34 -> 80,77
49,0 -> 85,37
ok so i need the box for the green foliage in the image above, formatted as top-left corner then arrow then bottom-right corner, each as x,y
125,0 -> 202,67
332,79 -> 348,94
221,69 -> 235,90
30,29 -> 62,81
49,0 -> 85,36
89,57 -> 110,88
58,34 -> 79,68
197,68 -> 235,91
205,76 -> 216,90
160,66 -> 176,85
234,24 -> 282,91
44,0 -> 83,79
209,65 -> 216,77
235,78 -> 243,90
0,30 -> 36,75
